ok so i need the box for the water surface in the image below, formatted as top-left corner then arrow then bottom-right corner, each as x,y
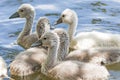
0,0 -> 120,80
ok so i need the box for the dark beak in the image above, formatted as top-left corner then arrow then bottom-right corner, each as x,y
31,40 -> 42,47
50,25 -> 55,30
54,17 -> 62,25
9,12 -> 20,19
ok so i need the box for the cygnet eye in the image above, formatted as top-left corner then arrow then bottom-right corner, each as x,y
101,61 -> 105,65
43,37 -> 47,40
62,14 -> 65,17
20,9 -> 24,12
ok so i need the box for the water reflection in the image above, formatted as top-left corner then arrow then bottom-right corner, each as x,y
10,72 -> 55,80
11,72 -> 41,80
107,63 -> 120,71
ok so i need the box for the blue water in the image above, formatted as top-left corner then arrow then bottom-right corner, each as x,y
0,0 -> 120,80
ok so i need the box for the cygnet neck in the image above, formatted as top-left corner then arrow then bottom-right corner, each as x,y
58,38 -> 69,61
18,16 -> 34,38
42,44 -> 59,73
68,14 -> 78,43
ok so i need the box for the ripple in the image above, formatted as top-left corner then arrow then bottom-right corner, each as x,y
35,4 -> 58,11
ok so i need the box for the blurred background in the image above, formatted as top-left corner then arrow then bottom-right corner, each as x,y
0,0 -> 120,80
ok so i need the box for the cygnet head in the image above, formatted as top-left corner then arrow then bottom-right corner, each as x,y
89,56 -> 106,65
55,9 -> 78,25
36,17 -> 51,38
31,32 -> 59,48
9,4 -> 35,19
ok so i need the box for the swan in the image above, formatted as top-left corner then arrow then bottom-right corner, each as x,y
31,31 -> 109,80
10,17 -> 50,76
10,18 -> 68,76
54,29 -> 120,65
0,56 -> 7,80
9,4 -> 42,49
66,48 -> 120,65
0,56 -> 14,80
55,8 -> 120,66
55,9 -> 120,50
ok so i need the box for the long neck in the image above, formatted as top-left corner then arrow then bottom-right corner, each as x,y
42,45 -> 58,73
18,17 -> 34,38
68,15 -> 78,43
58,39 -> 69,61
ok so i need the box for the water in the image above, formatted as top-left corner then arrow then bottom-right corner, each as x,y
0,0 -> 120,80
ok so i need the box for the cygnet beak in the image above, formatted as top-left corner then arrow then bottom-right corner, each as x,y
9,12 -> 20,19
31,40 -> 42,48
54,17 -> 62,25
